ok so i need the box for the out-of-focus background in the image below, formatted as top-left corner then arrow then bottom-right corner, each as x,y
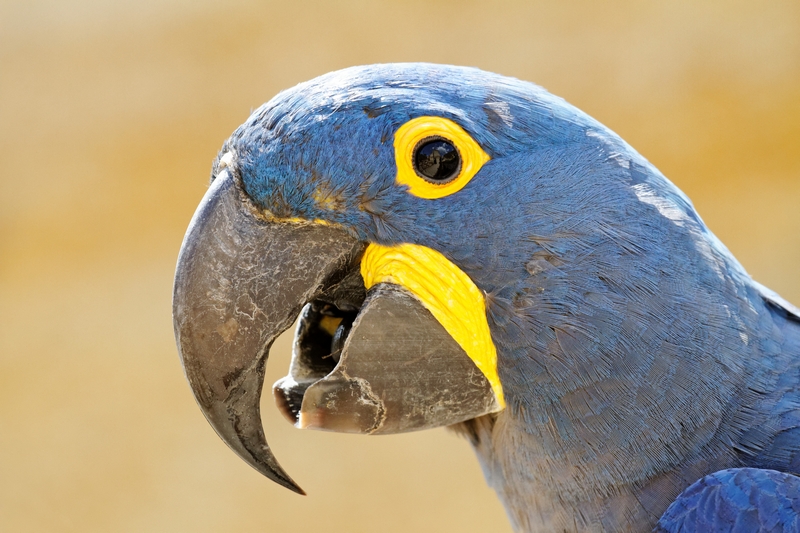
1,1 -> 798,531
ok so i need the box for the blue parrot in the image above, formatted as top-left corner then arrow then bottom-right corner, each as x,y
173,63 -> 800,532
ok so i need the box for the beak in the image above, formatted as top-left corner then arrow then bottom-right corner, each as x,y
174,169 -> 500,495
173,170 -> 362,493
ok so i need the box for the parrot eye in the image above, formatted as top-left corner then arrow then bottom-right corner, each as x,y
393,116 -> 490,199
413,137 -> 461,183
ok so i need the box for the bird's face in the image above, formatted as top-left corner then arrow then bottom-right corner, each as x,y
173,63 -> 682,493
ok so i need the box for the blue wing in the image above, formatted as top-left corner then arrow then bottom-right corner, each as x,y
655,468 -> 800,532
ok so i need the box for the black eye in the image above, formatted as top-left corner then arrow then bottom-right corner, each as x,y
413,137 -> 461,183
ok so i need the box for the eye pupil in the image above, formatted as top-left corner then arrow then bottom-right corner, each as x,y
413,138 -> 461,182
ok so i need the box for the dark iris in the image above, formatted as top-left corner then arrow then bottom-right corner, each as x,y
413,137 -> 461,182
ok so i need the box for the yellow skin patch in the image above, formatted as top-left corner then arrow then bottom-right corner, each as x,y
318,315 -> 343,336
273,216 -> 333,226
394,116 -> 491,199
361,243 -> 505,408
312,186 -> 343,211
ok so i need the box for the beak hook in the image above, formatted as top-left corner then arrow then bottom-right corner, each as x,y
173,170 -> 361,493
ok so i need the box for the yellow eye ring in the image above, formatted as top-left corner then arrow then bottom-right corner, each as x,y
394,116 -> 491,199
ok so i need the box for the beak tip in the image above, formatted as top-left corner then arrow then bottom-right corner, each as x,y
258,466 -> 306,494
275,476 -> 307,496
236,442 -> 307,495
260,458 -> 306,494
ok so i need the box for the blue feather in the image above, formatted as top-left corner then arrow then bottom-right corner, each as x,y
221,63 -> 800,532
655,468 -> 800,532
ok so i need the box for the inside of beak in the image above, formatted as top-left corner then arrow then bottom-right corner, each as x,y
273,284 -> 364,425
273,282 -> 502,435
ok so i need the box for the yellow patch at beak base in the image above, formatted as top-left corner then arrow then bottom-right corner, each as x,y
360,243 -> 505,408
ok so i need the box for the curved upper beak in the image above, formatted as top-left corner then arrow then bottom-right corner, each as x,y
173,167 -> 501,494
172,170 -> 363,493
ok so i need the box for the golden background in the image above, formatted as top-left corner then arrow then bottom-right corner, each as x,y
1,1 -> 799,531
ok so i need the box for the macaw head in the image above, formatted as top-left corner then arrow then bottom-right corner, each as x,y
173,64 -> 738,495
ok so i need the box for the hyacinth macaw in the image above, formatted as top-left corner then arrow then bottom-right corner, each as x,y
173,64 -> 800,532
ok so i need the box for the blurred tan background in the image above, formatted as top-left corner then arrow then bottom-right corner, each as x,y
1,1 -> 799,531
